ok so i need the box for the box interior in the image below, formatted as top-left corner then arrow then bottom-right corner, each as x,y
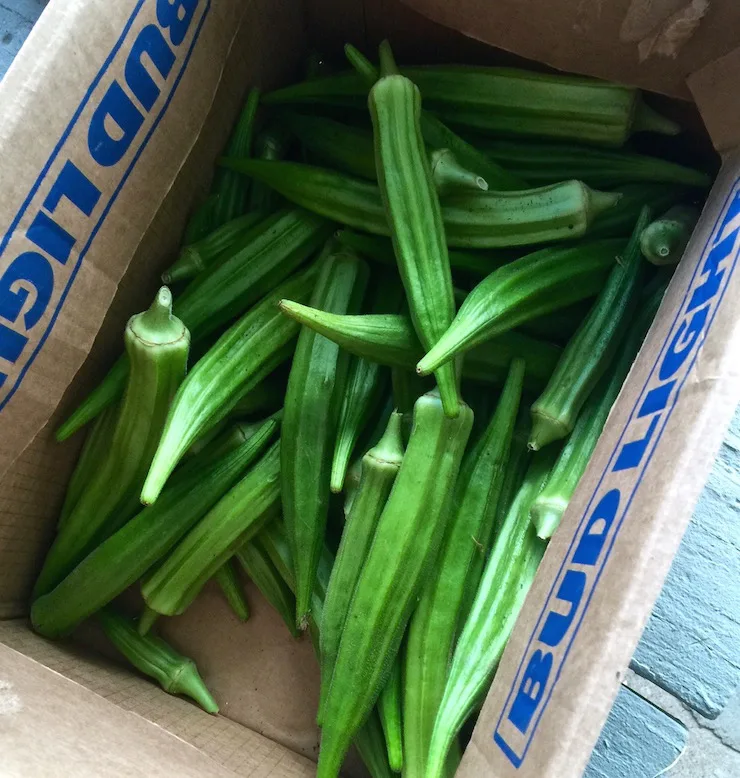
0,0 -> 728,775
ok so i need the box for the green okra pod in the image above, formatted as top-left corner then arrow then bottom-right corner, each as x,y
403,359 -> 524,778
35,289 -> 190,598
640,205 -> 700,266
248,126 -> 290,213
587,183 -> 682,240
278,302 -> 561,392
378,658 -> 404,772
141,264 -> 318,505
182,195 -> 219,245
317,391 -> 473,778
163,211 -> 264,285
141,441 -> 282,624
369,70 -> 459,416
529,280 -> 665,539
236,537 -> 300,638
430,148 -> 488,195
213,558 -> 250,622
31,416 -> 279,638
417,241 -> 621,375
319,413 -> 405,721
529,208 -> 650,450
210,88 -> 259,225
219,159 -> 619,250
97,607 -> 218,714
426,448 -> 556,778
282,247 -> 369,629
58,402 -> 119,530
55,209 -> 330,442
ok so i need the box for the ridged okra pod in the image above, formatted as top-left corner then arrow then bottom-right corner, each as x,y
34,289 -> 190,598
282,247 -> 369,628
279,302 -> 561,392
378,658 -> 404,772
97,607 -> 218,714
640,205 -> 700,266
417,241 -> 621,375
236,538 -> 300,638
425,448 -> 556,778
162,211 -> 264,284
316,391 -> 473,778
213,559 -> 250,622
55,209 -> 330,442
368,73 -> 459,416
210,88 -> 259,225
31,417 -> 278,638
219,159 -> 619,250
140,441 -> 281,625
141,265 -> 318,505
529,209 -> 650,450
319,412 -> 404,720
248,127 -> 290,213
529,281 -> 664,539
403,359 -> 524,778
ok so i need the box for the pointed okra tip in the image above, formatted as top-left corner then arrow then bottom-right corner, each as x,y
138,605 -> 159,636
528,410 -> 569,452
171,660 -> 220,715
633,100 -> 682,137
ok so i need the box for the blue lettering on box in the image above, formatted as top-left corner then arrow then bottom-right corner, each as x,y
0,0 -> 210,406
493,179 -> 740,768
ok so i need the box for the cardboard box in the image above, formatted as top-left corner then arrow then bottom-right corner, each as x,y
1,0 -> 739,775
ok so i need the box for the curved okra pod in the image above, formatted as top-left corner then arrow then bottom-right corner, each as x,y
425,447 -> 556,778
529,280 -> 666,539
219,159 -> 619,249
403,359 -> 524,778
640,205 -> 700,266
369,69 -> 460,416
31,417 -> 279,638
282,247 -> 369,629
236,538 -> 300,638
529,208 -> 651,450
416,240 -> 621,375
319,413 -> 404,721
141,264 -> 318,505
213,559 -> 250,622
163,211 -> 264,284
317,391 -> 473,778
34,289 -> 190,598
141,441 -> 282,624
97,607 -> 218,714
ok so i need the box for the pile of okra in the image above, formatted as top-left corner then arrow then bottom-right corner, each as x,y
31,40 -> 713,778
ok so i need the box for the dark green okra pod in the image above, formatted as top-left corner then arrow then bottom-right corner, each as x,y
248,126 -> 290,213
282,246 -> 369,628
213,559 -> 250,622
35,288 -> 190,598
97,607 -> 218,714
31,417 -> 279,638
403,359 -> 524,778
378,658 -> 404,772
529,208 -> 650,450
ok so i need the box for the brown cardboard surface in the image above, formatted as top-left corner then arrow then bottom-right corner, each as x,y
400,0 -> 740,98
460,154 -> 740,776
0,619 -> 315,777
0,637 -> 242,778
689,46 -> 740,153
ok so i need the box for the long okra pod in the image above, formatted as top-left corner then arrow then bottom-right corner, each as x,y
403,359 -> 524,778
210,88 -> 259,225
317,391 -> 473,778
213,559 -> 250,622
34,289 -> 190,598
282,247 -> 369,628
378,658 -> 404,772
248,127 -> 290,213
97,607 -> 218,714
640,205 -> 700,266
182,195 -> 219,245
219,160 -> 619,250
236,538 -> 300,638
31,416 -> 278,637
141,441 -> 282,624
529,208 -> 650,449
426,448 -> 556,778
162,212 -> 264,284
319,413 -> 404,720
529,281 -> 665,538
417,241 -> 621,375
141,264 -> 318,505
369,69 -> 459,416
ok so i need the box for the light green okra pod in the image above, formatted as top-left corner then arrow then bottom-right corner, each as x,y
640,205 -> 700,266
